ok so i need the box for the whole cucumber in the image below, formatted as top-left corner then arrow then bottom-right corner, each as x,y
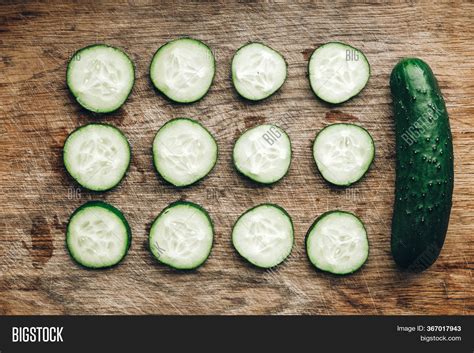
390,58 -> 454,271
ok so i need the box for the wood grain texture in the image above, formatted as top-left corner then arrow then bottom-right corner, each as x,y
0,1 -> 473,315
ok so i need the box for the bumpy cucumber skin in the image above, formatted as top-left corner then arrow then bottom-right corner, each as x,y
308,41 -> 371,104
148,201 -> 214,270
152,118 -> 218,187
390,58 -> 454,271
312,123 -> 375,187
66,201 -> 132,269
231,42 -> 288,102
231,203 -> 294,269
232,124 -> 292,185
66,44 -> 135,113
62,123 -> 131,192
149,38 -> 216,104
305,210 -> 369,275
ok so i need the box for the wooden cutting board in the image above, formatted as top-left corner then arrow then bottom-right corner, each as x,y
0,1 -> 473,315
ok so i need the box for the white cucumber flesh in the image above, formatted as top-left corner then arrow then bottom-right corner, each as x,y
150,38 -> 215,103
313,123 -> 374,186
67,201 -> 131,269
232,204 -> 293,268
306,211 -> 369,275
149,202 -> 213,270
232,42 -> 287,101
63,123 -> 131,191
67,44 -> 135,113
152,118 -> 217,187
233,124 -> 291,184
309,42 -> 370,104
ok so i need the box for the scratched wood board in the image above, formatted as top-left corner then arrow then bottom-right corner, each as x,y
0,1 -> 473,314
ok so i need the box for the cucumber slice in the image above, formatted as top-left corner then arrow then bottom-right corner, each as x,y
308,42 -> 370,104
63,123 -> 131,191
232,204 -> 293,268
66,201 -> 131,269
152,118 -> 218,187
67,44 -> 135,113
149,201 -> 213,270
306,211 -> 369,275
150,38 -> 215,103
231,42 -> 287,101
233,124 -> 291,184
312,123 -> 374,186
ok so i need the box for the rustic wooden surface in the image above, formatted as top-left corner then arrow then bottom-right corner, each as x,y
0,1 -> 473,315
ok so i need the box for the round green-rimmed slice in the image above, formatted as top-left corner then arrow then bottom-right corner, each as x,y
232,42 -> 287,101
232,203 -> 293,268
150,38 -> 215,103
63,123 -> 131,191
233,124 -> 291,184
66,201 -> 131,269
306,210 -> 369,275
308,42 -> 370,104
312,123 -> 374,186
149,201 -> 214,270
67,44 -> 135,113
152,118 -> 218,187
